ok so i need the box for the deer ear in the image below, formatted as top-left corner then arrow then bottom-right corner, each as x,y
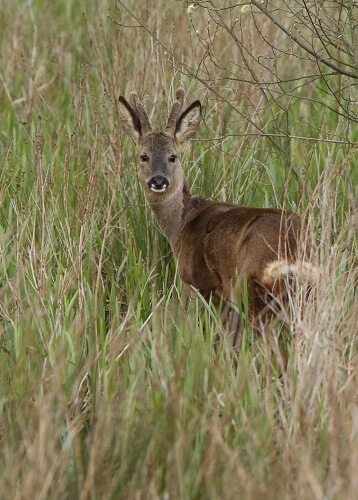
118,96 -> 141,140
175,101 -> 202,145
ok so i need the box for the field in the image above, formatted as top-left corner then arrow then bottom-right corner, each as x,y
0,0 -> 357,498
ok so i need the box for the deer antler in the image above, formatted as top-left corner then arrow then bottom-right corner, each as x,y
129,92 -> 152,135
165,88 -> 185,135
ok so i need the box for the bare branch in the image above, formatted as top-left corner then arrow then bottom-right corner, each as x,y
250,0 -> 358,79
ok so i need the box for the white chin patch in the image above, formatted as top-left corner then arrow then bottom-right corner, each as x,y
150,186 -> 167,193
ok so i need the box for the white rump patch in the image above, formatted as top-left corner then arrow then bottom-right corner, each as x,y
262,260 -> 318,284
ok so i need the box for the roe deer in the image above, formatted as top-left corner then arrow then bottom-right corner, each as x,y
118,89 -> 315,345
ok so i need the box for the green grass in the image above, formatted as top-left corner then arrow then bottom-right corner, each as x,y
0,0 -> 357,498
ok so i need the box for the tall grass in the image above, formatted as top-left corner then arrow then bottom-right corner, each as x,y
0,0 -> 357,498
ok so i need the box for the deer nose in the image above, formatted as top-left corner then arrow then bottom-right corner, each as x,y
148,175 -> 169,192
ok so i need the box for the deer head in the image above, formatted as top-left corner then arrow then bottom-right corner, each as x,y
118,89 -> 202,200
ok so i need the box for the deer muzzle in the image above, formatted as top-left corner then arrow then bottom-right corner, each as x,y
148,175 -> 169,193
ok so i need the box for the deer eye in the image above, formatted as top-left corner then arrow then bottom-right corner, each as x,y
169,155 -> 177,163
140,155 -> 149,162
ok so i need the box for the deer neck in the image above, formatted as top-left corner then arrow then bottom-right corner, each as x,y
146,181 -> 191,253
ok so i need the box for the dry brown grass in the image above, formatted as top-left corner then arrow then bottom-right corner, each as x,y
0,0 -> 356,498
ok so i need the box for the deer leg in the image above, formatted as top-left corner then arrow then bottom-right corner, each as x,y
218,302 -> 241,351
253,283 -> 289,372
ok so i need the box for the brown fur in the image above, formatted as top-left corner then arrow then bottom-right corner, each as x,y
118,89 -> 315,342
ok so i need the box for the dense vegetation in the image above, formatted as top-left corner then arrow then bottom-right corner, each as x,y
0,1 -> 356,498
